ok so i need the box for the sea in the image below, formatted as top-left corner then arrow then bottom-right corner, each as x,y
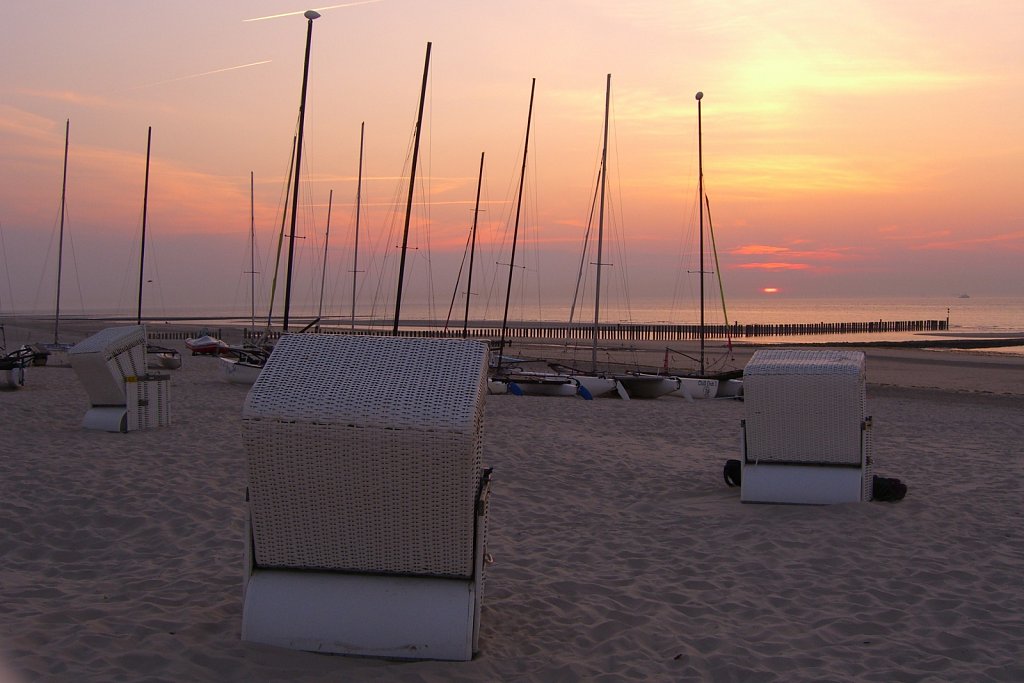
11,295 -> 1023,355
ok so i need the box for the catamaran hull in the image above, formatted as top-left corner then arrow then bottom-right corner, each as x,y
671,377 -> 719,400
221,357 -> 263,385
616,374 -> 681,399
573,375 -> 619,398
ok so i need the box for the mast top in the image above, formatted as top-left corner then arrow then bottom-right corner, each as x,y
304,10 -> 320,20
695,91 -> 703,100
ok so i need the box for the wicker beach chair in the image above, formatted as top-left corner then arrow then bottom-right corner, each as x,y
240,333 -> 492,660
68,325 -> 170,432
740,349 -> 873,504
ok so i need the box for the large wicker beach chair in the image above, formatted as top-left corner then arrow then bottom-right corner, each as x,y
240,333 -> 492,660
740,349 -> 873,504
68,325 -> 170,432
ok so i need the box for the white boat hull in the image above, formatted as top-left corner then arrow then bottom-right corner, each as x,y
221,357 -> 263,385
573,375 -> 619,399
671,377 -> 719,400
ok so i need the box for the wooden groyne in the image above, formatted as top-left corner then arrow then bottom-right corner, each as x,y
244,319 -> 948,342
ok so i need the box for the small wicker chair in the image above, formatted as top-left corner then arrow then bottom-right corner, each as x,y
740,349 -> 873,504
240,333 -> 492,660
69,325 -> 169,432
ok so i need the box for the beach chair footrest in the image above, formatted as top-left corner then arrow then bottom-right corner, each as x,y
242,569 -> 479,660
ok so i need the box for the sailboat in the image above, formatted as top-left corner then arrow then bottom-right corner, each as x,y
220,10 -> 321,385
664,91 -> 741,399
562,75 -> 632,399
34,119 -> 77,364
126,126 -> 182,371
489,78 -> 579,398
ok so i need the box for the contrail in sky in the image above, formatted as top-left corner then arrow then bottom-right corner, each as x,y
133,61 -> 272,89
244,0 -> 384,22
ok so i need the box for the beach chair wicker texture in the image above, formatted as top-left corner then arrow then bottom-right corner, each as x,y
743,349 -> 866,466
243,333 -> 488,577
740,349 -> 873,504
69,325 -> 147,406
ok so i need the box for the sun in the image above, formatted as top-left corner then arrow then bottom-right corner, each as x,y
762,287 -> 780,294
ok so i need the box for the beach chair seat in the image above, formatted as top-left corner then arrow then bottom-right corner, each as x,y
241,333 -> 491,660
69,325 -> 169,432
740,349 -> 873,504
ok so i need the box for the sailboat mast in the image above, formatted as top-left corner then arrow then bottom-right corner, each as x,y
696,91 -> 705,376
463,151 -> 485,338
351,122 -> 364,331
393,41 -> 432,335
497,77 -> 536,374
136,126 -> 152,326
249,171 -> 256,327
593,74 -> 611,373
54,119 -> 69,345
317,188 -> 333,323
267,136 -> 297,329
282,9 -> 321,332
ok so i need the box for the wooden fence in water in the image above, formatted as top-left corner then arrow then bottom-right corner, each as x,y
241,318 -> 948,342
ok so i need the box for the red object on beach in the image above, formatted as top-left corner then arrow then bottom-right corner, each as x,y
185,335 -> 230,356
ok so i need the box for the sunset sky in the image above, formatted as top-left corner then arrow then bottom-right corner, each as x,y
1,0 -> 1021,324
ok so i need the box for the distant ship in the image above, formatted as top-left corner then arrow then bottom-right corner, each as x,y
958,293 -> 971,299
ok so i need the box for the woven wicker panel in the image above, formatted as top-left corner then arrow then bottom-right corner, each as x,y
69,326 -> 147,405
242,334 -> 488,577
244,334 -> 487,432
744,349 -> 866,465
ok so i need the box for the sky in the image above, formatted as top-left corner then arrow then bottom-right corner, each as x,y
1,0 -> 1022,324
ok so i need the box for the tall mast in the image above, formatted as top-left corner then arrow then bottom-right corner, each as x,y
282,9 -> 321,332
249,171 -> 256,327
497,78 -> 536,374
463,151 -> 485,338
392,41 -> 432,335
136,126 -> 152,326
267,136 -> 297,329
351,122 -> 364,331
592,74 -> 611,373
696,91 -> 705,376
317,188 -> 333,323
53,119 -> 69,345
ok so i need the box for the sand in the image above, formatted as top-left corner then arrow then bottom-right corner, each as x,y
1,322 -> 1022,682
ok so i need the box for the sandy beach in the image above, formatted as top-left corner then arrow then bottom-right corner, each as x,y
1,321 -> 1022,682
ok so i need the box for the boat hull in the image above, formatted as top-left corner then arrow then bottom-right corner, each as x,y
615,374 -> 680,399
221,357 -> 263,385
671,377 -> 719,400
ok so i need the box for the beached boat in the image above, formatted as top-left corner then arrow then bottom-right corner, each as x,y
501,371 -> 580,397
185,335 -> 230,356
615,372 -> 682,399
220,348 -> 268,385
0,347 -> 33,389
490,78 -> 579,398
564,74 -> 624,400
665,91 -> 741,399
147,344 -> 182,370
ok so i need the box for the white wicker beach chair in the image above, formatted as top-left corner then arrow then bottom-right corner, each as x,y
740,349 -> 873,504
240,333 -> 492,660
69,325 -> 169,432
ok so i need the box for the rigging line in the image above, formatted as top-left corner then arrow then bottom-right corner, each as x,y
704,192 -> 733,352
444,223 -> 472,331
267,134 -> 298,329
568,150 -> 603,328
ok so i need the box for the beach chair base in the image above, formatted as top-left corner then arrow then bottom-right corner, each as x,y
741,462 -> 870,504
82,406 -> 128,432
241,569 -> 479,660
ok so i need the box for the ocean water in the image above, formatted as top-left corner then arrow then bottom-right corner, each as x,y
14,294 -> 1022,354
